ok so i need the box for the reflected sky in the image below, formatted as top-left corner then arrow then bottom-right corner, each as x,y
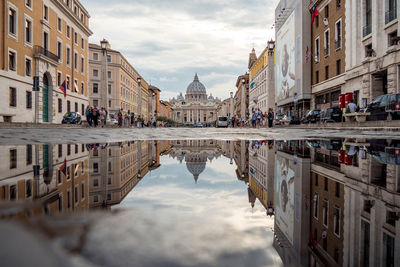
84,155 -> 282,267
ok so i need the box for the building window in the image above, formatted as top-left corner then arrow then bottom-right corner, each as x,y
8,6 -> 17,36
108,84 -> 112,94
93,53 -> 98,60
43,5 -> 48,21
67,100 -> 71,112
323,200 -> 329,226
9,50 -> 16,71
25,0 -> 32,8
382,232 -> 395,267
93,83 -> 98,94
108,71 -> 112,79
313,194 -> 319,219
93,69 -> 98,77
58,144 -> 62,157
365,44 -> 373,57
363,0 -> 372,37
315,71 -> 319,83
335,19 -> 342,50
325,65 -> 329,80
336,59 -> 341,75
81,104 -> 85,115
93,163 -> 99,173
66,47 -> 71,66
58,98 -> 62,113
388,31 -> 398,47
66,25 -> 70,38
315,175 -> 319,186
316,15 -> 319,27
25,18 -> 32,44
81,82 -> 84,95
74,52 -> 78,70
26,91 -> 32,109
107,55 -> 111,63
81,183 -> 85,199
93,195 -> 98,203
93,100 -> 98,107
325,4 -> 329,18
26,144 -> 32,165
336,0 -> 341,8
315,37 -> 320,62
81,38 -> 84,49
66,76 -> 70,90
385,0 -> 397,24
10,149 -> 17,169
74,186 -> 78,203
109,100 -> 111,107
67,144 -> 71,156
57,72 -> 62,87
81,56 -> 84,73
75,102 -> 78,112
9,87 -> 16,107
333,207 -> 340,236
324,29 -> 330,57
74,32 -> 78,44
57,41 -> 62,61
360,220 -> 370,266
57,17 -> 62,32
25,58 -> 32,77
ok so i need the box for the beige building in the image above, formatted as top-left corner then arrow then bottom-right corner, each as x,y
89,40 -> 149,119
170,74 -> 221,124
0,0 -> 92,123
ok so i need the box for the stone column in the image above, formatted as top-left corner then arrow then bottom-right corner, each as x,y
230,92 -> 233,118
241,82 -> 246,119
100,49 -> 108,109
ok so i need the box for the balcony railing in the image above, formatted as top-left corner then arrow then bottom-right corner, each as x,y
385,9 -> 397,24
363,24 -> 372,37
335,40 -> 341,50
34,46 -> 59,63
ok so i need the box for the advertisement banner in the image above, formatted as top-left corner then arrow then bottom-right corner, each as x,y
275,11 -> 296,103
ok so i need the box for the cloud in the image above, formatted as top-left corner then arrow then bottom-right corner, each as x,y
82,0 -> 279,100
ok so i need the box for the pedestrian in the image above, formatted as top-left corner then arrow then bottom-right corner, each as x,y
130,112 -> 135,127
347,99 -> 358,113
124,114 -> 129,126
100,108 -> 106,127
85,105 -> 92,127
92,106 -> 99,127
117,110 -> 123,127
268,108 -> 274,128
104,108 -> 108,126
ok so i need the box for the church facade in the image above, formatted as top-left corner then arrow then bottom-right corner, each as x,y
170,74 -> 220,124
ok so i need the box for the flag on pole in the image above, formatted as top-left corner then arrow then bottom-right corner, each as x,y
59,80 -> 67,98
311,5 -> 319,25
60,158 -> 67,176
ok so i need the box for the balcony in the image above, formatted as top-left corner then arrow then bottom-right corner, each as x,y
385,9 -> 397,24
34,46 -> 60,66
363,24 -> 372,37
335,40 -> 341,50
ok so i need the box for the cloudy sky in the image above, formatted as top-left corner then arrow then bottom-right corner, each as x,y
82,0 -> 279,100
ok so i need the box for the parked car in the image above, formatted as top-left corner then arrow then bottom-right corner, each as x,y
216,116 -> 229,127
301,109 -> 320,123
193,123 -> 203,128
365,93 -> 400,120
274,114 -> 285,125
61,112 -> 82,124
320,107 -> 342,123
109,118 -> 118,125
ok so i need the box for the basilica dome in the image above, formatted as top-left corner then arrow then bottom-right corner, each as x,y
186,73 -> 206,94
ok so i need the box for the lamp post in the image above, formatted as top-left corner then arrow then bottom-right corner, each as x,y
100,39 -> 109,110
230,92 -> 233,118
137,77 -> 142,118
152,92 -> 156,120
241,78 -> 246,119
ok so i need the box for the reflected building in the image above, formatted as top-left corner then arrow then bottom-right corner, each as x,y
234,140 -> 250,183
89,141 -> 159,209
248,141 -> 275,215
0,143 -> 89,216
168,140 -> 223,183
273,140 -> 311,267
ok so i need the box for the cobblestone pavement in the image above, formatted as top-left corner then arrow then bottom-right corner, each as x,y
0,127 -> 398,145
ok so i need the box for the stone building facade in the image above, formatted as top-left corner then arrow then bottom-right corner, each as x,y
170,74 -> 220,124
343,0 -> 400,108
0,0 -> 92,123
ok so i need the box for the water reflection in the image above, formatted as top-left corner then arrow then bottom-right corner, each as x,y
0,138 -> 399,266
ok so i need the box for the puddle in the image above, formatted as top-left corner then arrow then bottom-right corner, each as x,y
0,139 -> 399,266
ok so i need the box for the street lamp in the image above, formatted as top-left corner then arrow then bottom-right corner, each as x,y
100,39 -> 109,111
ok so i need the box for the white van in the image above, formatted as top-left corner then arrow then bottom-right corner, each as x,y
216,116 -> 229,127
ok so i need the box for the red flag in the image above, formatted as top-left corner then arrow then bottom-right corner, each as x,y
59,80 -> 67,98
311,5 -> 319,25
59,158 -> 67,176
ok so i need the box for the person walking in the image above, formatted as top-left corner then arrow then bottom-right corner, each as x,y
130,112 -> 135,127
92,106 -> 99,128
85,105 -> 92,127
347,99 -> 358,113
268,108 -> 274,128
100,108 -> 106,127
117,110 -> 123,127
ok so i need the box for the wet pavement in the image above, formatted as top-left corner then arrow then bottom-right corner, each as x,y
0,138 -> 399,266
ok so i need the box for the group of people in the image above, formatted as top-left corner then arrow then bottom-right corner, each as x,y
229,108 -> 275,128
85,106 -> 108,127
